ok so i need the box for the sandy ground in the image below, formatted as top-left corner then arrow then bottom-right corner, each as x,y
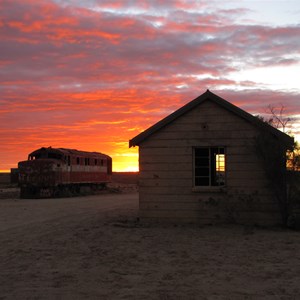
1,190 -> 300,299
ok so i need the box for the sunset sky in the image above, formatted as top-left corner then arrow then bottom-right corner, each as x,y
1,0 -> 300,172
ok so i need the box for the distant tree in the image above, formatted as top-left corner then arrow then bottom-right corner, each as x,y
266,104 -> 291,133
287,142 -> 300,171
256,104 -> 291,132
259,104 -> 299,171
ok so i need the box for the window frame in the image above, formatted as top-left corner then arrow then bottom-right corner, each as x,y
193,146 -> 226,190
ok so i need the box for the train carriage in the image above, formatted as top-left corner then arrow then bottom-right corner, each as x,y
18,147 -> 112,198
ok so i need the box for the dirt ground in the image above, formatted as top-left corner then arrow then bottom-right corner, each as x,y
1,188 -> 300,299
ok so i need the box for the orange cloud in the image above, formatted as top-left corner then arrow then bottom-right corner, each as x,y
0,0 -> 300,172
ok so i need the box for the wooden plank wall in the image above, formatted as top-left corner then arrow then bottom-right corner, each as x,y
138,100 -> 281,225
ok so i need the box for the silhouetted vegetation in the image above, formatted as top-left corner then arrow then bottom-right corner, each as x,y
255,105 -> 300,227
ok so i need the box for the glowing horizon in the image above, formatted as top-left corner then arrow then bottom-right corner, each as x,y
1,0 -> 300,172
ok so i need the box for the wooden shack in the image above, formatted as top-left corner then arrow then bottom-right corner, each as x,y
129,90 -> 294,225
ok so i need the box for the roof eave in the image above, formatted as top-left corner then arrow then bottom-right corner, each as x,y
129,90 -> 212,147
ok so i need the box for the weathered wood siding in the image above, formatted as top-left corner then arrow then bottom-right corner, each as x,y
138,100 -> 281,225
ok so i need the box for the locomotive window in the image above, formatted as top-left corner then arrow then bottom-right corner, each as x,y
95,159 -> 97,165
101,159 -> 104,166
48,153 -> 62,160
77,157 -> 80,165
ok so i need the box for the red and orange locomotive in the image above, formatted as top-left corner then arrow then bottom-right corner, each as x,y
18,147 -> 112,198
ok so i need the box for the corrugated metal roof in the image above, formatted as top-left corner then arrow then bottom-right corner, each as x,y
129,90 -> 294,147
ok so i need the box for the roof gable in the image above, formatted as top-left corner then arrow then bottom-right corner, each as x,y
129,90 -> 293,147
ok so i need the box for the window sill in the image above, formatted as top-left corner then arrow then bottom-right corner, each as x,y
192,186 -> 226,193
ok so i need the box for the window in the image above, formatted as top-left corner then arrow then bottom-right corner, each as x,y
48,153 -> 62,160
194,147 -> 225,186
77,157 -> 80,165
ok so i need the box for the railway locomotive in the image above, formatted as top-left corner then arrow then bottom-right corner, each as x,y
18,147 -> 112,198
